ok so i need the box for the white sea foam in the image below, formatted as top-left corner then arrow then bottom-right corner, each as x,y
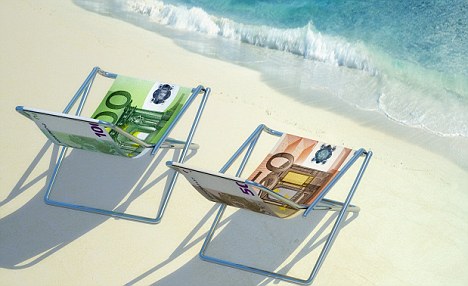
127,0 -> 377,74
123,0 -> 468,138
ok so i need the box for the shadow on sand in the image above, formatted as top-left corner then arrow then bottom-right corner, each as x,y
1,141 -> 358,285
127,204 -> 358,286
0,142 -> 196,269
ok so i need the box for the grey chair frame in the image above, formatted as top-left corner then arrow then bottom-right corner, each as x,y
42,67 -> 210,224
199,124 -> 372,285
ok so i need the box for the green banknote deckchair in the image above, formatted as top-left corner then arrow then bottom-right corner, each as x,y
168,124 -> 372,284
16,67 -> 210,223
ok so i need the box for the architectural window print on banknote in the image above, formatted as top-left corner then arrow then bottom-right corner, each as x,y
92,76 -> 189,157
247,133 -> 353,217
169,133 -> 354,218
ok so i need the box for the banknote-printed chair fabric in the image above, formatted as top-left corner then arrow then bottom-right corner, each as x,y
168,124 -> 372,285
16,67 -> 210,224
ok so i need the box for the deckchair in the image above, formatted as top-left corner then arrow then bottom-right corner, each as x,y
168,124 -> 372,285
16,67 -> 210,223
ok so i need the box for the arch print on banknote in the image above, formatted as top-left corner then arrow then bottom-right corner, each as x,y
248,133 -> 352,216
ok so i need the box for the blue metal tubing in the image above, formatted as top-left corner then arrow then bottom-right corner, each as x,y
43,67 -> 210,224
303,148 -> 370,217
304,150 -> 373,284
200,125 -> 271,258
219,124 -> 274,175
63,67 -> 100,115
153,87 -> 210,223
199,125 -> 373,285
151,85 -> 206,155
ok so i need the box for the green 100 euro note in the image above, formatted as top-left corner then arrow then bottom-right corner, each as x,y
91,75 -> 191,157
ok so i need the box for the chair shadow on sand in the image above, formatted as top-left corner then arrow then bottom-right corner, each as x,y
1,141 -> 359,285
128,205 -> 358,286
0,142 -> 196,269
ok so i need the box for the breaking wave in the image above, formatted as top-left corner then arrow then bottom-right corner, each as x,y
127,0 -> 377,74
73,0 -> 468,139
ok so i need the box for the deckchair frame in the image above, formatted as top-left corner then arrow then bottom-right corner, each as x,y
199,124 -> 372,285
43,67 -> 210,223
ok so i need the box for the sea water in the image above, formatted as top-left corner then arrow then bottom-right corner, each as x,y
74,0 -> 468,166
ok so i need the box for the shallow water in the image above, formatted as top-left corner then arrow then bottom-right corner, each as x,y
73,0 -> 468,168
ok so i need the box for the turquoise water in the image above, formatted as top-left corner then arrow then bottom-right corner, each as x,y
75,0 -> 468,138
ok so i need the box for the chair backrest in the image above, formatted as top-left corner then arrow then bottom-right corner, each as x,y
246,133 -> 354,217
169,132 -> 355,219
16,106 -> 135,156
91,75 -> 192,149
168,162 -> 286,217
16,75 -> 194,158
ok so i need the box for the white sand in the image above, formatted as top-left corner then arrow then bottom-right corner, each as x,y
1,1 -> 467,285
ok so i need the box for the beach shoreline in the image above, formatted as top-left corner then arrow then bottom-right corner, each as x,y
1,1 -> 467,285
74,0 -> 468,170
